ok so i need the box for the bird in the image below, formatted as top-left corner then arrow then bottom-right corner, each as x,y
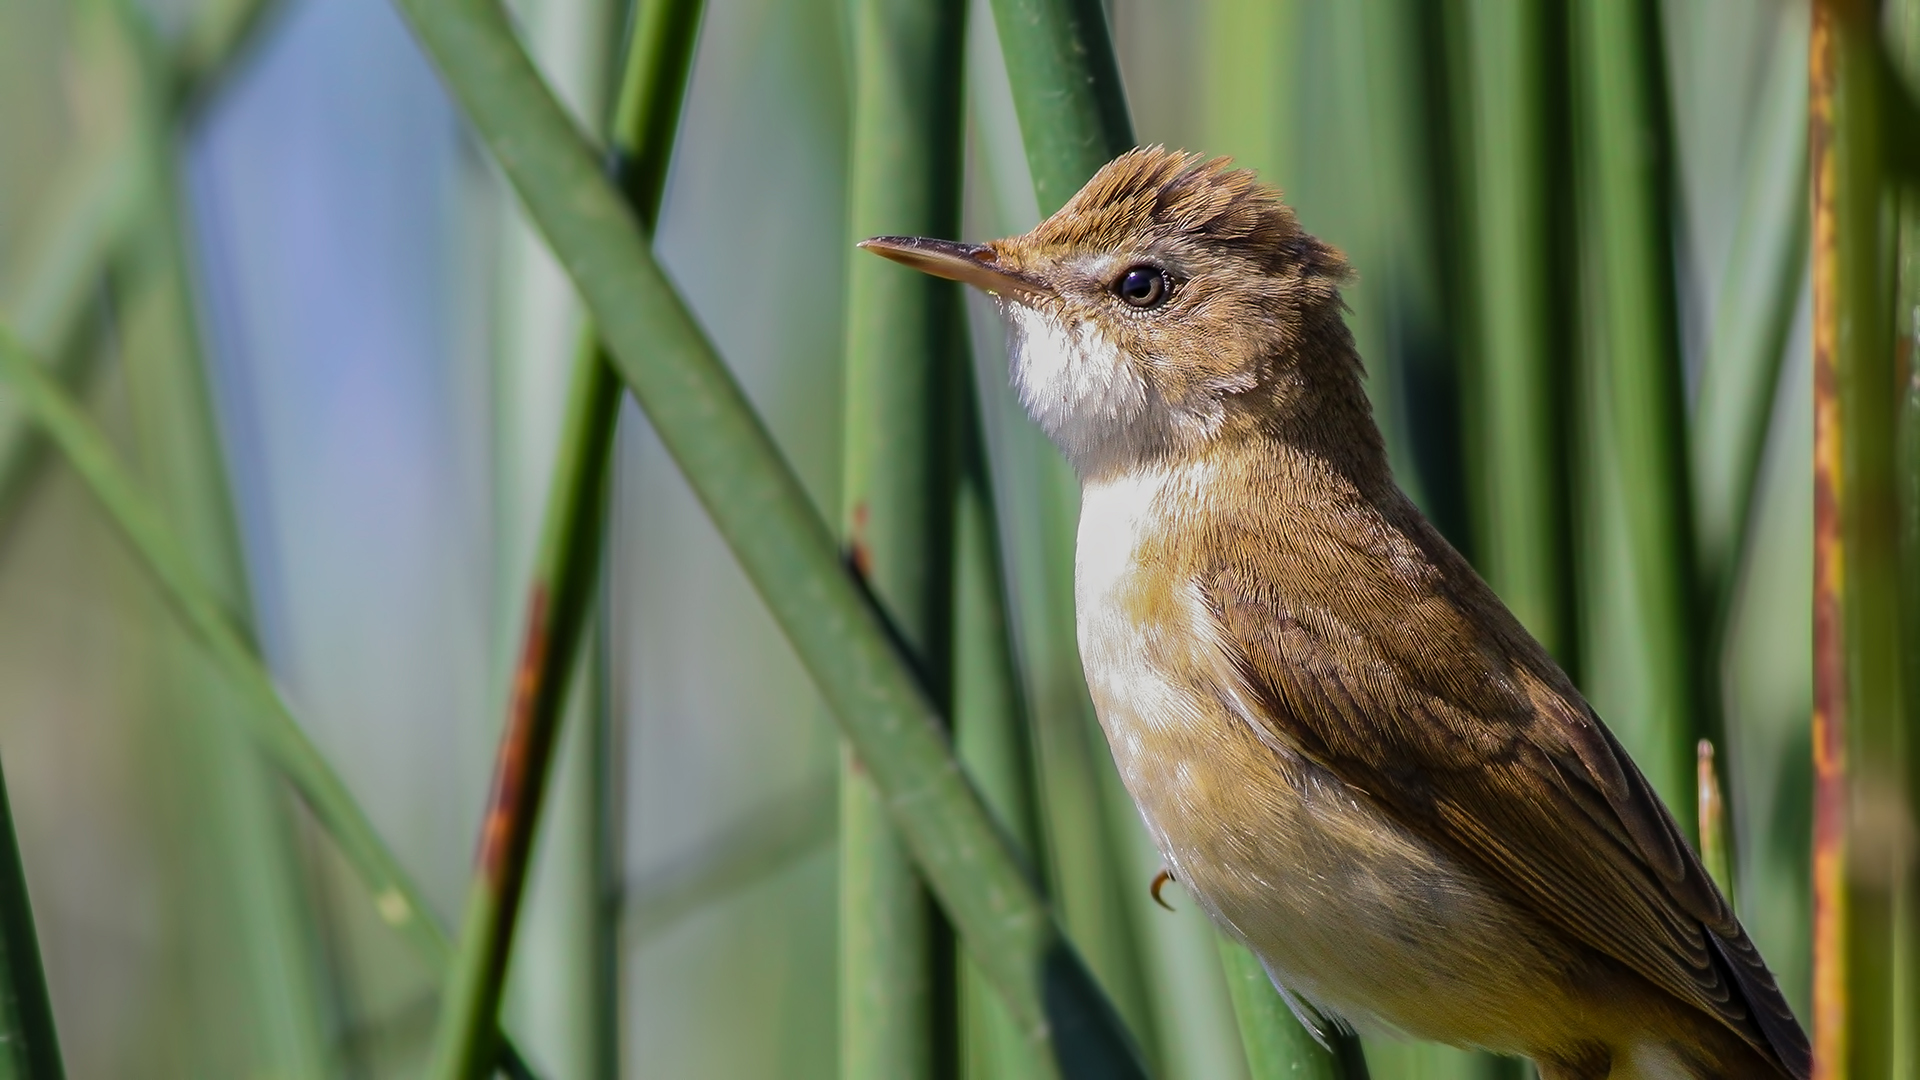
859,147 -> 1810,1080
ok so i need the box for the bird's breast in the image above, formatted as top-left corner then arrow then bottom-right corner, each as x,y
1071,466 -> 1576,1048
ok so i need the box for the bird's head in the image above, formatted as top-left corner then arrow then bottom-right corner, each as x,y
862,146 -> 1358,481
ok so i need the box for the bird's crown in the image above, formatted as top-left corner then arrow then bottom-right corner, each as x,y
1020,146 -> 1346,284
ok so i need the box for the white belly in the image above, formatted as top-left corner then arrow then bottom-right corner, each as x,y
1072,469 -> 1570,1049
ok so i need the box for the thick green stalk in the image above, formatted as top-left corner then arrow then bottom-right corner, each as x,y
386,0 -> 1145,1074
981,0 -> 1131,214
1571,0 -> 1704,828
838,0 -> 968,1072
1214,941 -> 1337,1080
1359,0 -> 1473,550
0,756 -> 63,1080
1810,2 -> 1899,1074
423,0 -> 704,1075
1457,0 -> 1578,669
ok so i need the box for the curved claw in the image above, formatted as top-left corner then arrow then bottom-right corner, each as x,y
1150,868 -> 1176,912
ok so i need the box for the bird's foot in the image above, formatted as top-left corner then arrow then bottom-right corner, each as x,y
1150,868 -> 1176,911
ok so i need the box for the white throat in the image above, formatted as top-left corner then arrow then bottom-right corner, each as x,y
1003,303 -> 1154,478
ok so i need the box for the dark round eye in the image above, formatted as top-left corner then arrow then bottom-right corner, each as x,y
1113,265 -> 1170,309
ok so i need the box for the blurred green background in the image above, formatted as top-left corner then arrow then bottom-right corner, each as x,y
0,0 -> 1812,1076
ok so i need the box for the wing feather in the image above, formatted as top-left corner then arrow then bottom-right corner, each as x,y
1197,518 -> 1810,1079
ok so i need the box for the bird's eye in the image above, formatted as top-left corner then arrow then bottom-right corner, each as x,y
1113,265 -> 1170,309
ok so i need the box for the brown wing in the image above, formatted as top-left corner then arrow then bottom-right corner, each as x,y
1199,518 -> 1810,1079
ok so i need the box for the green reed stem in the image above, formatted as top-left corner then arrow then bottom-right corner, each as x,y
839,0 -> 969,1073
422,0 -> 704,1075
0,320 -> 470,1025
1811,3 -> 1899,1073
105,3 -> 332,1070
387,0 -> 1146,1073
1895,6 -> 1920,1074
0,756 -> 63,1080
488,0 -> 627,1072
0,137 -> 135,541
0,0 -> 279,543
981,0 -> 1131,215
1214,941 -> 1337,1080
953,385 -> 1052,1080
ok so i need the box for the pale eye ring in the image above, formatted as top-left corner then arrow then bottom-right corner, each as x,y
1113,265 -> 1170,309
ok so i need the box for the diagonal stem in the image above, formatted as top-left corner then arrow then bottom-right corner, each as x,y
0,322 -> 452,985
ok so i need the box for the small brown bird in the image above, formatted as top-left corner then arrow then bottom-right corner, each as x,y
861,148 -> 1809,1080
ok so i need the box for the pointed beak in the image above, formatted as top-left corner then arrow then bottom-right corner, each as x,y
857,236 -> 1049,300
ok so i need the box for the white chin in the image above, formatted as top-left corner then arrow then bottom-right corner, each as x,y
1004,303 -> 1150,476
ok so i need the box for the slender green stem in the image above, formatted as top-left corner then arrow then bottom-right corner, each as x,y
0,138 -> 140,357
487,0 -> 626,1073
0,135 -> 136,541
386,0 -> 1146,1073
1572,0 -> 1705,829
839,0 -> 969,1072
114,191 -> 335,1080
0,0 -> 277,543
953,384 -> 1051,1080
0,755 -> 63,1080
1895,5 -> 1920,1073
1811,2 -> 1899,1073
105,3 -> 332,1070
0,321 -> 456,1007
423,0 -> 704,1075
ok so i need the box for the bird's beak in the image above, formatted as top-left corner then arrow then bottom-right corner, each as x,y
858,236 -> 1050,300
